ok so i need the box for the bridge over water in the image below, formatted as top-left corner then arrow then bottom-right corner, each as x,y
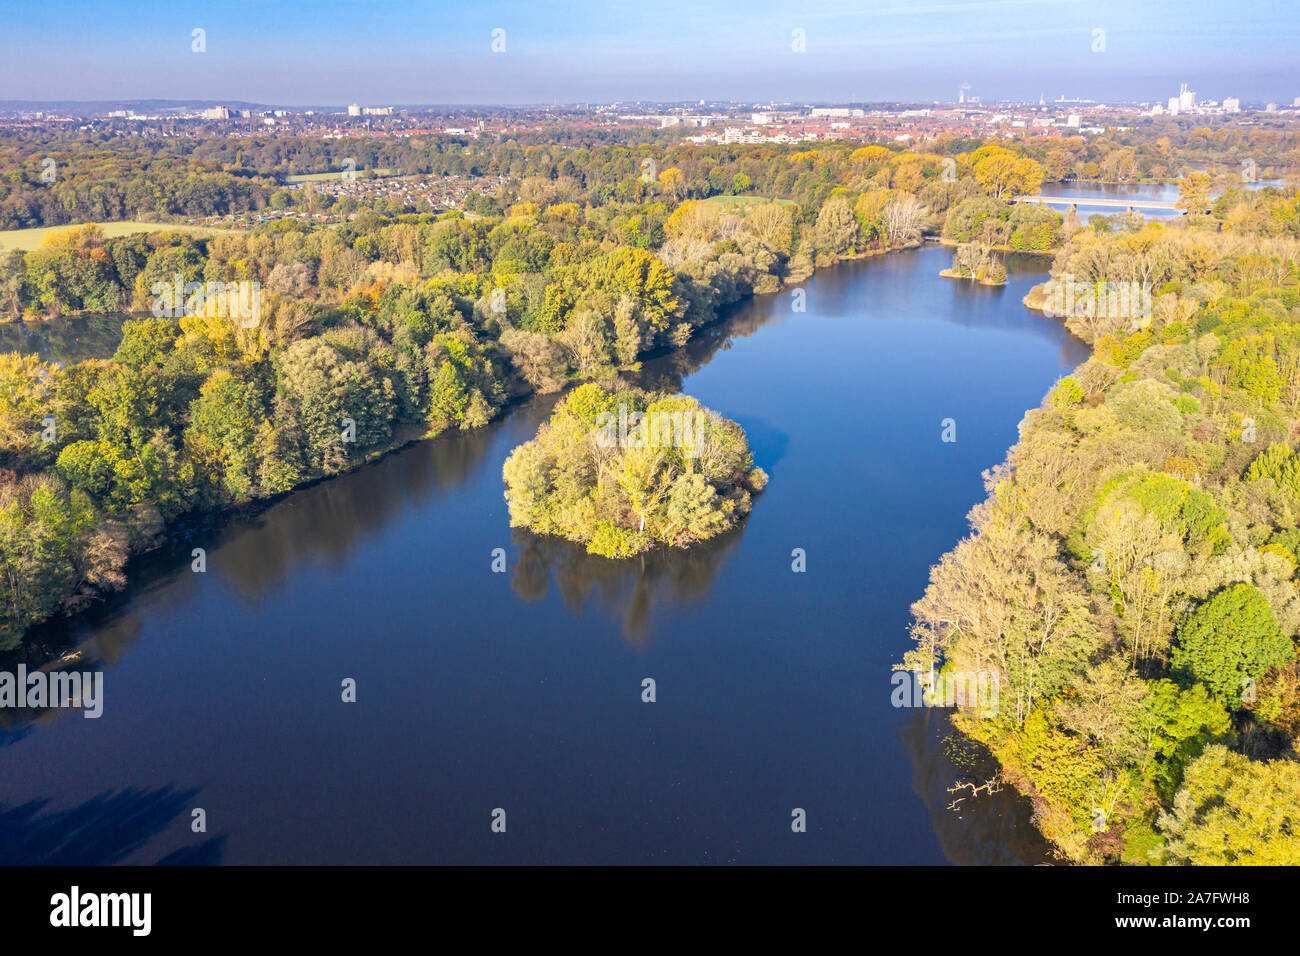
1016,195 -> 1184,213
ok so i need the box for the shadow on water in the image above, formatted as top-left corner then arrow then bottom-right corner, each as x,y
0,785 -> 226,865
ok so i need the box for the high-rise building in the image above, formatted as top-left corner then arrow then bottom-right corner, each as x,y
1178,83 -> 1196,112
1167,97 -> 1180,116
347,104 -> 361,117
1224,97 -> 1241,113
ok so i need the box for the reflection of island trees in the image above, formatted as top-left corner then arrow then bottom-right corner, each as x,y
509,524 -> 744,645
0,785 -> 224,864
899,707 -> 1056,865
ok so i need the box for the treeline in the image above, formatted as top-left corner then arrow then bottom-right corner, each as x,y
5,119 -> 1297,231
5,131 -> 1058,231
0,144 -> 277,229
1014,118 -> 1299,184
906,184 -> 1300,863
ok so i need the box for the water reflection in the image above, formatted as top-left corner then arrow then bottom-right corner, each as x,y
0,313 -> 128,363
509,525 -> 745,646
900,709 -> 1055,865
631,294 -> 778,393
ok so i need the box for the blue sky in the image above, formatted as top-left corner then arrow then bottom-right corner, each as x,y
0,0 -> 1296,105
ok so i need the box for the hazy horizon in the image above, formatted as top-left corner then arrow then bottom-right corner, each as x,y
0,0 -> 1295,106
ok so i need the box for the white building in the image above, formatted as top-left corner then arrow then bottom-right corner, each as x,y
347,104 -> 361,117
1224,97 -> 1241,113
1167,97 -> 1180,116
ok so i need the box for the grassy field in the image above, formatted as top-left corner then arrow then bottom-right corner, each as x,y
0,221 -> 238,252
286,167 -> 397,183
700,195 -> 797,213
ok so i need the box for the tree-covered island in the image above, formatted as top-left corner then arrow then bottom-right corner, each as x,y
502,383 -> 766,558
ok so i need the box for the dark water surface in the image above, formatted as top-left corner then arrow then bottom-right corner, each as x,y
0,245 -> 1089,864
0,312 -> 129,363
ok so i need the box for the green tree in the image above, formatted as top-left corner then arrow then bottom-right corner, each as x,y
813,194 -> 859,258
1172,584 -> 1293,707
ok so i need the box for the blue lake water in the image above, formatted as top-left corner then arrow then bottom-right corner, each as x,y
0,244 -> 1091,865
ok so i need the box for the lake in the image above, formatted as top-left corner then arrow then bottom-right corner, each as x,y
1037,178 -> 1287,220
0,243 -> 1092,865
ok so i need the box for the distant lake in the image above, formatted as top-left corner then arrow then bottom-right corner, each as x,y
1038,179 -> 1289,219
0,245 -> 1088,864
1036,181 -> 1182,218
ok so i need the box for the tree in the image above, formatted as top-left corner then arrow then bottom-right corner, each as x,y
971,147 -> 1043,199
813,194 -> 859,258
0,353 -> 59,469
1172,583 -> 1293,707
184,370 -> 263,502
275,337 -> 397,471
743,202 -> 795,254
1176,172 -> 1214,216
501,384 -> 763,558
616,445 -> 670,533
1138,679 -> 1233,802
555,308 -> 613,378
500,328 -> 568,393
1157,745 -> 1300,864
0,474 -> 96,647
882,196 -> 928,246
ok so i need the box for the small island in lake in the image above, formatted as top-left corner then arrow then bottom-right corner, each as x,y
503,383 -> 767,558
